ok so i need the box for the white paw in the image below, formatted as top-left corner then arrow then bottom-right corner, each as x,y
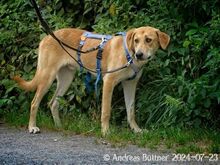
54,121 -> 62,129
101,127 -> 109,137
133,127 -> 143,133
142,129 -> 149,133
29,126 -> 40,134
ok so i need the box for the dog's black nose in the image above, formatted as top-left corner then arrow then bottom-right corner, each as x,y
136,52 -> 143,59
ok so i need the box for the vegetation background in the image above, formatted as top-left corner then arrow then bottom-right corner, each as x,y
0,0 -> 220,152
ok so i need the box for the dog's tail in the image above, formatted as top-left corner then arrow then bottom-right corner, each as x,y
13,73 -> 38,92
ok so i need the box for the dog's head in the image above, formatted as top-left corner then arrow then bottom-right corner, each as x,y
126,26 -> 170,62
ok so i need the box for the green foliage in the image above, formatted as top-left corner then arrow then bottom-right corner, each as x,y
0,0 -> 220,131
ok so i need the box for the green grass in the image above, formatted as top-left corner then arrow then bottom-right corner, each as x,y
2,110 -> 220,154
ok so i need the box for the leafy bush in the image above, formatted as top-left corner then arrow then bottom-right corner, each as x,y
0,0 -> 219,129
92,0 -> 220,128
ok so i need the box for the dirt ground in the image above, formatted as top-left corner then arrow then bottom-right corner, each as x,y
0,124 -> 218,165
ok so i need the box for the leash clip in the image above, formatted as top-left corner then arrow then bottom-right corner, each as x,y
126,59 -> 133,66
101,37 -> 107,45
98,37 -> 108,49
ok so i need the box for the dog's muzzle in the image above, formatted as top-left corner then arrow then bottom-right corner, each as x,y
135,52 -> 144,60
135,53 -> 153,61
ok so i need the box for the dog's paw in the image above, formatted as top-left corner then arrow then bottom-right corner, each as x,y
101,128 -> 110,137
134,129 -> 149,134
29,126 -> 40,134
54,121 -> 62,129
141,129 -> 149,133
133,127 -> 143,133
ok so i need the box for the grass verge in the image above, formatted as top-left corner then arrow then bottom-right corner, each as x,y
1,110 -> 220,154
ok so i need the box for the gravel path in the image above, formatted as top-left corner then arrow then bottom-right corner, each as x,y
0,124 -> 219,165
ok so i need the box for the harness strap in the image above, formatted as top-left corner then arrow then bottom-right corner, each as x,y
121,33 -> 140,80
84,32 -> 112,41
77,31 -> 140,96
77,37 -> 87,70
77,32 -> 113,95
85,72 -> 92,93
95,37 -> 111,95
121,33 -> 133,63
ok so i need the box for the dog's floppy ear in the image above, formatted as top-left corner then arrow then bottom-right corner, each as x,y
126,29 -> 136,53
156,31 -> 170,50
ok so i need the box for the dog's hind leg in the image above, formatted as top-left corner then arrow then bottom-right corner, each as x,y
29,70 -> 56,133
49,66 -> 75,128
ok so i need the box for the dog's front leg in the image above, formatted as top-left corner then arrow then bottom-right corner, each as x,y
101,76 -> 117,136
122,79 -> 142,133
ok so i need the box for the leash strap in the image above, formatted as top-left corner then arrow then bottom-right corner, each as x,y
30,0 -> 137,75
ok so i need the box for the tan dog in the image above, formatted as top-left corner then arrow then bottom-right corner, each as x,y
14,26 -> 170,136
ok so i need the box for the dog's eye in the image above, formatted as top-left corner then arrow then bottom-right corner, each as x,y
145,38 -> 152,43
134,38 -> 139,43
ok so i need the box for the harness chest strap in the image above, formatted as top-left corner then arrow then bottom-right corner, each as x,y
77,32 -> 113,94
95,36 -> 112,93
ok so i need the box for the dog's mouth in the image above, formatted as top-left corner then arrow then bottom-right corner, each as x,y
134,54 -> 153,61
135,55 -> 144,61
134,50 -> 154,61
146,56 -> 153,60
